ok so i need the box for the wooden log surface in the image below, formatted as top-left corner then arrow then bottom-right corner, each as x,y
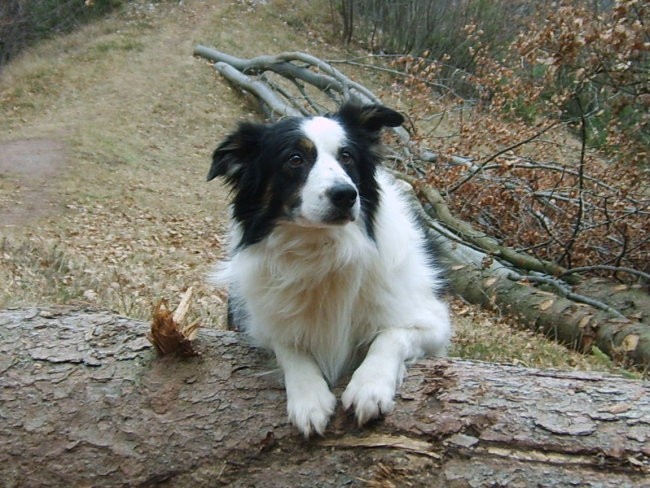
1,307 -> 648,487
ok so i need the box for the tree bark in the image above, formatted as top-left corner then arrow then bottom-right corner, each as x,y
192,47 -> 650,368
1,307 -> 648,487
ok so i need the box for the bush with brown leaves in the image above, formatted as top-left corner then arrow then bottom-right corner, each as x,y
378,0 -> 649,282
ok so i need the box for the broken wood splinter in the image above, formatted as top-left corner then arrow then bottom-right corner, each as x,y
147,287 -> 201,357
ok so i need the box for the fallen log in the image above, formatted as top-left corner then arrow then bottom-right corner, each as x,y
1,307 -> 648,487
193,47 -> 650,368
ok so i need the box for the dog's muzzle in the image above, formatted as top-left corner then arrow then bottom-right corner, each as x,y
327,183 -> 358,210
324,183 -> 358,223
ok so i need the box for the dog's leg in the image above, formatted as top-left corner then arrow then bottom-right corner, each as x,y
274,343 -> 337,438
342,314 -> 450,425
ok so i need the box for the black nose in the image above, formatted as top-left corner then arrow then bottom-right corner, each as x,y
327,183 -> 358,209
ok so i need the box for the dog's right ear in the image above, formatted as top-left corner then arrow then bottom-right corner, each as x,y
208,122 -> 265,184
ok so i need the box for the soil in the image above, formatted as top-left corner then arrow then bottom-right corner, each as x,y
0,138 -> 67,227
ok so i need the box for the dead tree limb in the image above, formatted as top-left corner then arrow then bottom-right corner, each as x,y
194,45 -> 411,143
192,47 -> 650,368
213,61 -> 301,118
1,307 -> 649,487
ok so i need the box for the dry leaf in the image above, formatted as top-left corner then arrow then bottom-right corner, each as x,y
578,315 -> 592,328
621,334 -> 639,352
484,277 -> 498,287
539,299 -> 555,311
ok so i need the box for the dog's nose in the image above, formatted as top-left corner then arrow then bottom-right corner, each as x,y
327,183 -> 358,209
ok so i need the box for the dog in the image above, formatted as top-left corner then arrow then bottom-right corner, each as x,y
208,102 -> 451,437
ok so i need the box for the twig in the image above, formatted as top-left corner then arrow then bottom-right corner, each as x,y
261,74 -> 311,116
287,77 -> 329,114
446,121 -> 563,195
508,272 -> 628,320
561,265 -> 650,282
327,58 -> 465,99
557,103 -> 587,267
213,62 -> 301,117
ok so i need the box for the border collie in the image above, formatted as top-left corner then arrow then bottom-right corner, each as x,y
208,103 -> 451,437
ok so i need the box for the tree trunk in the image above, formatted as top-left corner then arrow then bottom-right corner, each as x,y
1,307 -> 648,487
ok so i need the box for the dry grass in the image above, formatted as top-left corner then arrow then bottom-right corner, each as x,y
0,0 -> 624,374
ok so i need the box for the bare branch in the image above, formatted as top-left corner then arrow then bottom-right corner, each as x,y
212,62 -> 301,117
557,104 -> 587,267
446,121 -> 563,195
194,46 -> 412,143
562,265 -> 650,282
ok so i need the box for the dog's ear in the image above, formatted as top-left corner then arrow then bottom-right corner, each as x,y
337,102 -> 404,134
208,122 -> 265,184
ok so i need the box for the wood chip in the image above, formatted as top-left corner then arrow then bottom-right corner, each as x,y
147,288 -> 201,357
320,434 -> 440,459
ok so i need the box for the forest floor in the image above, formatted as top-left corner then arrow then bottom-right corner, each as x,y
0,0 -> 624,373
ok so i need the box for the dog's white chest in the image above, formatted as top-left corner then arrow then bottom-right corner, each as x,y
233,225 -> 378,382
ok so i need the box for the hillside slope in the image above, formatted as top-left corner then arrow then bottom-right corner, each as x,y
0,0 -> 618,372
0,0 -> 330,323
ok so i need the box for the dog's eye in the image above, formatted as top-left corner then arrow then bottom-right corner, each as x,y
288,154 -> 304,168
340,150 -> 353,165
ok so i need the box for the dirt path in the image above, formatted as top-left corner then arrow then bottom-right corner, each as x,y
0,138 -> 67,226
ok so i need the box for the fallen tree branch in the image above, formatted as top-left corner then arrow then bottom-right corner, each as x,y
507,272 -> 627,319
1,307 -> 648,486
194,46 -> 381,105
193,47 -> 650,368
194,45 -> 411,143
563,265 -> 650,282
213,61 -> 301,118
402,183 -> 650,365
416,178 -> 574,279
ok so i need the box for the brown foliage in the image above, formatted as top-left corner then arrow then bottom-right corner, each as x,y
386,0 -> 649,281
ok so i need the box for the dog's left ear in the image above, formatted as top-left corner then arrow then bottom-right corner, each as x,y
208,122 -> 265,184
337,103 -> 404,134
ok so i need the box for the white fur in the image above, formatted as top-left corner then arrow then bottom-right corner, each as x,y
298,117 -> 360,225
211,166 -> 451,437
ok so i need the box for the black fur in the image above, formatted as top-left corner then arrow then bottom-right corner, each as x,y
208,103 -> 404,248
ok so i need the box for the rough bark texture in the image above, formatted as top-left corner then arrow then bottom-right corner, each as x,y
446,261 -> 650,364
1,307 -> 649,487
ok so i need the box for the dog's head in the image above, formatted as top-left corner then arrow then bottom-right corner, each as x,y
208,103 -> 404,247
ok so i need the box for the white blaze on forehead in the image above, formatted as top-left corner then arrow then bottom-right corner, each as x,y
297,116 -> 360,225
301,117 -> 346,155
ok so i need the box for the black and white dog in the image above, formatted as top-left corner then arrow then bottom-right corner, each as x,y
208,103 -> 451,437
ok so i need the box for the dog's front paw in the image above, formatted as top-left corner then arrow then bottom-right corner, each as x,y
286,383 -> 336,438
342,369 -> 396,426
